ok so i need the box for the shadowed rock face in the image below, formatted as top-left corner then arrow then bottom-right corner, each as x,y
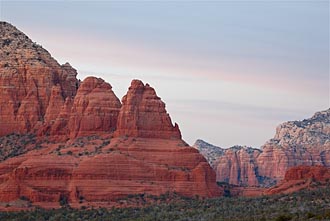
0,22 -> 221,209
196,109 -> 330,187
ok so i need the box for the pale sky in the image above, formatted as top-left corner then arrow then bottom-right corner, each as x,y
1,1 -> 329,147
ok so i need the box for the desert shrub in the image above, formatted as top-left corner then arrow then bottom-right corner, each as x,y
59,194 -> 69,207
3,39 -> 12,46
0,133 -> 38,161
275,214 -> 293,221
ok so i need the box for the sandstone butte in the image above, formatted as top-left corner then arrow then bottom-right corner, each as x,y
195,109 -> 330,188
0,22 -> 221,210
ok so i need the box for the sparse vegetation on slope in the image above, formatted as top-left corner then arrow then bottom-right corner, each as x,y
0,133 -> 42,161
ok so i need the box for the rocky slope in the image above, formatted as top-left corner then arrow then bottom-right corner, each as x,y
193,140 -> 224,169
0,22 -> 221,209
196,109 -> 330,187
0,22 -> 79,137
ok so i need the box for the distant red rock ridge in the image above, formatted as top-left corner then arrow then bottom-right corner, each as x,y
195,108 -> 330,187
265,165 -> 330,195
229,165 -> 330,197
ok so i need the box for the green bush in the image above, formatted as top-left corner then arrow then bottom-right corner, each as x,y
275,214 -> 292,221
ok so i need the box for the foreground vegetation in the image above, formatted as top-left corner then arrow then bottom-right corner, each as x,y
1,188 -> 330,221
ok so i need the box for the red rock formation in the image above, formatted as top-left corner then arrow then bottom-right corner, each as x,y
44,85 -> 65,123
41,75 -> 122,140
283,165 -> 330,181
265,165 -> 330,195
115,80 -> 181,139
0,22 -> 221,210
0,23 -> 179,141
0,22 -> 79,136
48,97 -> 73,137
0,137 -> 221,208
215,147 -> 261,186
0,23 -> 123,140
68,77 -> 121,138
198,109 -> 330,187
228,166 -> 330,197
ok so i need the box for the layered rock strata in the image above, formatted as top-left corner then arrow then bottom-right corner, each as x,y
0,137 -> 221,208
